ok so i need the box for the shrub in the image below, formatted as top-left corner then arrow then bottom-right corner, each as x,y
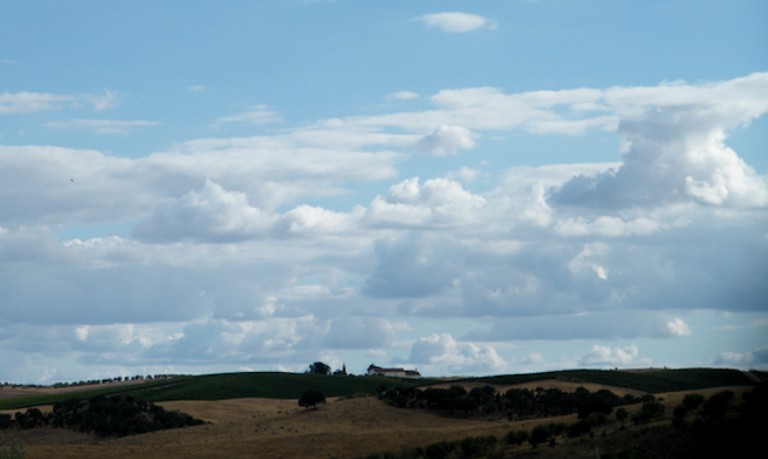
0,439 -> 25,459
615,407 -> 628,424
682,393 -> 705,411
425,440 -> 454,459
506,429 -> 528,445
298,390 -> 326,409
632,400 -> 665,424
529,425 -> 551,447
460,435 -> 497,457
568,420 -> 592,437
702,390 -> 734,418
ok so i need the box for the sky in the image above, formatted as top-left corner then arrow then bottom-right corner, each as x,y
1,0 -> 767,384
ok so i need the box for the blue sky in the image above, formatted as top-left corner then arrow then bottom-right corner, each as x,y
1,0 -> 767,383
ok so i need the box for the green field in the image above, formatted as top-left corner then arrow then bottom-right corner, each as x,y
0,372 -> 433,410
0,368 -> 755,410
471,368 -> 754,393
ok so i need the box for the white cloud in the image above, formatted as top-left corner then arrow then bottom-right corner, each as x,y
578,344 -> 650,367
0,91 -> 74,114
133,178 -> 274,242
387,90 -> 419,101
275,204 -> 359,236
214,104 -> 283,126
45,119 -> 160,134
365,177 -> 486,228
417,125 -> 476,156
417,12 -> 496,33
408,333 -> 507,374
550,73 -> 768,209
666,318 -> 692,337
713,344 -> 768,369
1,74 -> 767,382
554,215 -> 661,237
0,90 -> 119,114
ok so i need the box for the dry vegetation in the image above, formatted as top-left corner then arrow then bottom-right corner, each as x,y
0,382 -> 757,459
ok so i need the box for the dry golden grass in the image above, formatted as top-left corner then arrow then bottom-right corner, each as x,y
3,395 -> 525,459
1,385 -> 754,459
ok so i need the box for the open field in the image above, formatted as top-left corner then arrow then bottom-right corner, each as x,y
0,369 -> 764,458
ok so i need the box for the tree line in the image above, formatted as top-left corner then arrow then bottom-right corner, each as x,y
362,384 -> 768,459
0,394 -> 204,437
378,384 -> 646,419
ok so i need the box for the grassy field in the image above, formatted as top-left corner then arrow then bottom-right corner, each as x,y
1,368 -> 754,411
1,385 -> 760,459
0,368 -> 762,458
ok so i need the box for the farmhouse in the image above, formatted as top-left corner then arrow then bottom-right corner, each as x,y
366,364 -> 421,379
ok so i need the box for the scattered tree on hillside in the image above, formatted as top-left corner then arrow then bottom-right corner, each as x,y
308,361 -> 331,375
682,393 -> 705,411
703,390 -> 734,419
298,390 -> 326,409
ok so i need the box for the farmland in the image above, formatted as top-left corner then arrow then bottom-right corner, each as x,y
1,368 -> 765,458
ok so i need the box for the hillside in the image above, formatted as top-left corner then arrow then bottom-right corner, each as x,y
0,368 -> 764,458
1,368 -> 756,411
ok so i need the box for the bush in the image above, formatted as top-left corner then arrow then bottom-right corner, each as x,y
298,390 -> 326,409
506,429 -> 528,445
682,393 -> 705,411
578,400 -> 613,419
0,439 -> 25,459
425,440 -> 454,459
615,407 -> 628,424
632,400 -> 665,424
568,420 -> 592,437
529,425 -> 551,447
703,390 -> 734,418
460,435 -> 497,457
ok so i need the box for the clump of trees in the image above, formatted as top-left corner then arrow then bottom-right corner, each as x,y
379,384 -> 641,420
0,395 -> 204,437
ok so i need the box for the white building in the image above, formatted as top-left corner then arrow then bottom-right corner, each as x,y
366,364 -> 421,379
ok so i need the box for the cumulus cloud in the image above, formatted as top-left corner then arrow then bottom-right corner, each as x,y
365,177 -> 486,228
274,205 -> 358,236
1,73 -> 767,382
666,318 -> 692,337
713,344 -> 768,368
133,179 -> 274,243
364,233 -> 464,299
578,344 -> 650,367
408,333 -> 507,373
324,317 -> 394,349
417,125 -> 476,156
417,12 -> 496,33
549,73 -> 768,209
466,311 -> 697,341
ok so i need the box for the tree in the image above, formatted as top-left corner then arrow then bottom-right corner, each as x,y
298,390 -> 326,409
615,407 -> 628,424
682,393 -> 705,411
308,361 -> 331,375
529,425 -> 551,448
703,390 -> 734,419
